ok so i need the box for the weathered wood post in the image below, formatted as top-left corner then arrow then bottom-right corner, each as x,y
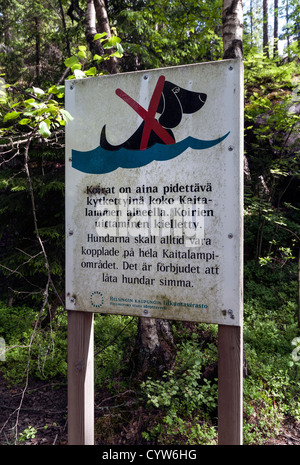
218,325 -> 243,444
68,311 -> 94,445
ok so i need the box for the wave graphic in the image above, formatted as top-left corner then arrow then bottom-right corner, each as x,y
72,132 -> 230,175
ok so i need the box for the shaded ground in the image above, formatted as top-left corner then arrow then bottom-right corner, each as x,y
0,374 -> 68,445
0,373 -> 299,446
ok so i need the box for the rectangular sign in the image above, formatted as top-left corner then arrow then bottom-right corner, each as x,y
65,60 -> 243,325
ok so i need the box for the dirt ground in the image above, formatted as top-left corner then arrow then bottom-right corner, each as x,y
0,373 -> 299,446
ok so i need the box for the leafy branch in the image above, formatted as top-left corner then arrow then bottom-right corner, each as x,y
0,33 -> 123,443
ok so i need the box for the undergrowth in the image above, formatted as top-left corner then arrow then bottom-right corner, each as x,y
0,261 -> 299,445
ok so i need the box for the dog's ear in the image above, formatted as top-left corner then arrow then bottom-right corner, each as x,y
158,81 -> 183,129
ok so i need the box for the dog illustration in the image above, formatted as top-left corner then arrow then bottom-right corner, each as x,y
100,79 -> 207,151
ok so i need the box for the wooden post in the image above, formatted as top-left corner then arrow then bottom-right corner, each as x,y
68,310 -> 94,445
218,324 -> 243,445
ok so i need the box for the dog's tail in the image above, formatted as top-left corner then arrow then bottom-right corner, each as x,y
100,125 -> 123,151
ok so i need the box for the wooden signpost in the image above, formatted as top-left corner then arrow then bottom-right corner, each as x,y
65,59 -> 243,445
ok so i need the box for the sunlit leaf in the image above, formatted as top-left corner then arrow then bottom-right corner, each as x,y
74,69 -> 86,79
39,121 -> 51,138
64,56 -> 80,68
32,86 -> 45,96
94,32 -> 107,41
4,111 -> 21,122
84,67 -> 97,76
19,118 -> 31,125
60,109 -> 74,122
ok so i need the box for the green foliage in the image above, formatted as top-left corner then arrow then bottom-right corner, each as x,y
0,303 -> 137,388
18,425 -> 37,443
142,413 -> 217,445
0,301 -> 67,384
243,376 -> 284,444
143,370 -> 217,413
141,337 -> 218,444
112,0 -> 223,70
93,314 -> 137,390
0,157 -> 65,298
242,261 -> 300,443
0,85 -> 71,140
0,32 -> 123,303
64,39 -> 123,78
244,52 -> 300,265
244,263 -> 298,351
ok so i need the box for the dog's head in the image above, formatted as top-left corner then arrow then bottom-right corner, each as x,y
157,81 -> 207,129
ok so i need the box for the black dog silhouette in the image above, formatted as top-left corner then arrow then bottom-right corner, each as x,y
100,80 -> 207,151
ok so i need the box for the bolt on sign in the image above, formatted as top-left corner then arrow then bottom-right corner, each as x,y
65,60 -> 243,326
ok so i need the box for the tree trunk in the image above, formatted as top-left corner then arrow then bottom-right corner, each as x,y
2,7 -> 12,48
93,0 -> 119,74
263,0 -> 269,57
34,16 -> 41,83
85,0 -> 118,74
130,317 -> 176,379
286,0 -> 291,60
85,0 -> 104,59
67,0 -> 84,22
273,0 -> 278,57
222,0 -> 243,59
250,0 -> 253,47
59,0 -> 71,57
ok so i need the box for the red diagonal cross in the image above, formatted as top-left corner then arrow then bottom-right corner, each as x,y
115,75 -> 175,150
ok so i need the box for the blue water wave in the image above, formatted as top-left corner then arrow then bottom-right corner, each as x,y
72,132 -> 230,175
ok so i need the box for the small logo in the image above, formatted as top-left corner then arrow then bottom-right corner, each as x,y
90,291 -> 104,308
0,337 -> 6,361
289,77 -> 300,114
291,337 -> 300,362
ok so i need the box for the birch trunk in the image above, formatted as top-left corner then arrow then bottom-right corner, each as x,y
93,0 -> 119,74
222,0 -> 243,59
131,317 -> 176,379
263,0 -> 269,57
85,0 -> 119,74
34,17 -> 41,82
274,0 -> 278,57
85,0 -> 103,58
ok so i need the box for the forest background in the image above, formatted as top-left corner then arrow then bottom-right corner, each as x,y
0,0 -> 300,446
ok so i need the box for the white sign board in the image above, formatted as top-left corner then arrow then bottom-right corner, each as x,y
65,60 -> 243,325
